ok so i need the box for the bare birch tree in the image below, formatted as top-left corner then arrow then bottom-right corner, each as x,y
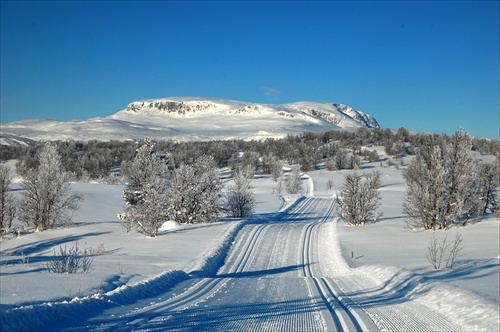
0,164 -> 16,233
18,144 -> 83,231
224,165 -> 255,218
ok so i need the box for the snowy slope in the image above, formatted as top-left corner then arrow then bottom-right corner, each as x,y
0,97 -> 379,143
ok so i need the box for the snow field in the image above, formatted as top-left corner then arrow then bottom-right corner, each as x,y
1,156 -> 499,331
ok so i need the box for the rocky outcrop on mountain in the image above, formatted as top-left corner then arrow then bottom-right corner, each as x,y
113,97 -> 380,129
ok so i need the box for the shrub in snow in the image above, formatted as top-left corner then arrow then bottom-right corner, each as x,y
285,166 -> 303,194
334,149 -> 360,170
335,170 -> 382,225
17,144 -> 83,231
224,166 -> 255,218
45,243 -> 94,274
326,178 -> 334,194
239,151 -> 259,175
427,231 -> 464,270
0,164 -> 16,233
87,242 -> 106,255
325,157 -> 336,171
269,159 -> 284,194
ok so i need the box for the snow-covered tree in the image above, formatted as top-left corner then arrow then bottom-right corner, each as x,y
334,149 -> 360,170
285,166 -> 302,194
18,144 -> 83,231
404,129 -> 479,230
240,151 -> 259,175
121,176 -> 169,237
335,170 -> 382,225
120,142 -> 169,237
121,143 -> 168,206
224,166 -> 255,218
475,161 -> 499,214
0,164 -> 16,232
270,158 -> 284,194
168,155 -> 223,224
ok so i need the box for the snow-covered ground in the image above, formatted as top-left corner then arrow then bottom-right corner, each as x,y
1,156 -> 498,331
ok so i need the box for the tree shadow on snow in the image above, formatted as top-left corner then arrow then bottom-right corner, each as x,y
338,269 -> 430,308
339,258 -> 499,309
216,264 -> 306,278
424,258 -> 500,283
1,231 -> 112,257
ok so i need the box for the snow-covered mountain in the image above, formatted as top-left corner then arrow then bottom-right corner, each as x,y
0,97 -> 379,144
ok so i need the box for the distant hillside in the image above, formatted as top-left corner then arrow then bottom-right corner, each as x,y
0,97 -> 379,145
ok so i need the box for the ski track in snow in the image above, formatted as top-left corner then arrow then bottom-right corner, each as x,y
16,197 -> 465,331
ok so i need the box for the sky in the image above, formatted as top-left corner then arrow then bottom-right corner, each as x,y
1,1 -> 499,139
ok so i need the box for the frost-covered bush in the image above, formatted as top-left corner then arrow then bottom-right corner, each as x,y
404,129 -> 482,230
427,232 -> 464,270
45,243 -> 94,274
168,155 -> 223,224
335,171 -> 382,225
224,166 -> 255,218
285,166 -> 303,194
475,161 -> 499,214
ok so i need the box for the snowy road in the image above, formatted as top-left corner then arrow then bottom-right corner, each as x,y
57,197 -> 462,331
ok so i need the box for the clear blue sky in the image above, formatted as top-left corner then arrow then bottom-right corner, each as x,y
1,1 -> 499,138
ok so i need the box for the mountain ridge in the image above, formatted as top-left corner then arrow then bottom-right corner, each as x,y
1,97 -> 379,145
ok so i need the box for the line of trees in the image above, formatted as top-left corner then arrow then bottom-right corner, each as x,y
335,129 -> 498,230
3,127 -> 499,183
1,128 -> 498,236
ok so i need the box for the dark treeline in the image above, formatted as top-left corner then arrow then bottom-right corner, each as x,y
1,127 -> 499,181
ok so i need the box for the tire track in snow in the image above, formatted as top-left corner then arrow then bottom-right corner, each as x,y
59,197 -> 375,332
332,274 -> 462,332
298,198 -> 377,331
224,224 -> 267,277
